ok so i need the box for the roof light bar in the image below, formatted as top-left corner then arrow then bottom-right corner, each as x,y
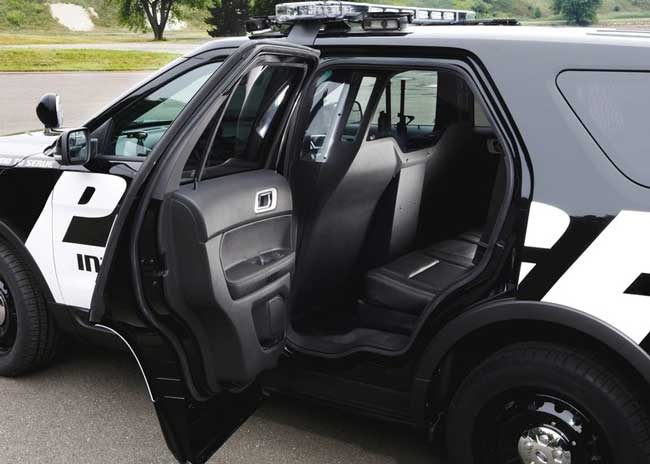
275,1 -> 364,22
362,13 -> 408,31
274,1 -> 476,24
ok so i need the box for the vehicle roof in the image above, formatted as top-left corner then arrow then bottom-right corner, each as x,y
191,25 -> 650,53
188,24 -> 650,69
387,25 -> 650,47
311,24 -> 650,51
186,25 -> 650,70
418,26 -> 650,47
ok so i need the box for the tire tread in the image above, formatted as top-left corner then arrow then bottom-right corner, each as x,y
447,341 -> 650,463
0,239 -> 58,376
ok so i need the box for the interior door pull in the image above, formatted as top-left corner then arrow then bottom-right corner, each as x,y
255,188 -> 277,213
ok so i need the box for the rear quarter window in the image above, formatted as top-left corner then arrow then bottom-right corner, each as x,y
557,70 -> 650,187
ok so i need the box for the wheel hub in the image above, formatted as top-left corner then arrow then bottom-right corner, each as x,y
0,291 -> 7,327
518,426 -> 571,464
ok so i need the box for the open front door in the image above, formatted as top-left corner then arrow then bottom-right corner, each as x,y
93,41 -> 319,464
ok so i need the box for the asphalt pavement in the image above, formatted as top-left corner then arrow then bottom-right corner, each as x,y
0,344 -> 434,464
0,71 -> 439,463
0,42 -> 202,54
0,72 -> 151,135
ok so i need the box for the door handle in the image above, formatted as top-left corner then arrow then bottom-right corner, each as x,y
254,188 -> 277,213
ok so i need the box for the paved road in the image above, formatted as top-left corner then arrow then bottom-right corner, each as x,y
0,42 -> 204,54
0,71 -> 439,463
0,344 -> 434,464
0,72 -> 150,135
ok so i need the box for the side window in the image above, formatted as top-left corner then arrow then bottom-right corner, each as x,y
109,62 -> 221,158
300,71 -> 352,163
557,70 -> 650,187
341,76 -> 376,143
474,102 -> 491,128
185,64 -> 303,180
300,71 -> 377,163
368,70 -> 438,152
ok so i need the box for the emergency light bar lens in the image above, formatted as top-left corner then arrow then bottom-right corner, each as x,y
275,1 -> 363,21
363,17 -> 401,30
273,1 -> 475,23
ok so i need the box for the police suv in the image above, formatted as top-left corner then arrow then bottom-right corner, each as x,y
0,3 -> 649,463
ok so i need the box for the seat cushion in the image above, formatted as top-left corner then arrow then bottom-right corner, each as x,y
363,230 -> 482,315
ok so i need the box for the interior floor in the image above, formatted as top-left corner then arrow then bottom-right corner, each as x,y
287,67 -> 508,355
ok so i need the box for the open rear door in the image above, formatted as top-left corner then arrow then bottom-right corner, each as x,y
92,40 -> 319,464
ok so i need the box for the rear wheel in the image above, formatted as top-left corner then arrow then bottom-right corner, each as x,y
445,342 -> 650,464
0,241 -> 58,376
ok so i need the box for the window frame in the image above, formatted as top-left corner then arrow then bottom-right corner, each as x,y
191,61 -> 312,184
556,69 -> 650,188
91,58 -> 226,163
286,66 -> 388,171
287,59 -> 490,168
298,71 -> 381,163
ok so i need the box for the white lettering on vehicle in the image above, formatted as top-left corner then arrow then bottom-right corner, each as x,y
26,172 -> 127,308
0,157 -> 56,169
523,202 -> 650,343
542,210 -> 650,343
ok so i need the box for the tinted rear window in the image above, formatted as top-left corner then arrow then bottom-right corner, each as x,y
557,70 -> 650,187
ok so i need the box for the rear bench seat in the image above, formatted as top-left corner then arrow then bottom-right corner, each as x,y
363,230 -> 483,316
361,126 -> 506,322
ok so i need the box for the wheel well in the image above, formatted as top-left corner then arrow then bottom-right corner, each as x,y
428,320 -> 650,431
0,223 -> 54,304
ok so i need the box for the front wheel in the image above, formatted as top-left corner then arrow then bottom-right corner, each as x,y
0,241 -> 58,376
445,342 -> 650,464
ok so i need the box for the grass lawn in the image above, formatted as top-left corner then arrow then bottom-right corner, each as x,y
523,15 -> 650,27
0,30 -> 211,46
0,48 -> 180,72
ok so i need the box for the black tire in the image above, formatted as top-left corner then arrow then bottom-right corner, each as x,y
446,341 -> 650,464
0,240 -> 58,376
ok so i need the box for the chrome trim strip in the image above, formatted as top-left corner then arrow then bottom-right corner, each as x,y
408,259 -> 440,279
254,187 -> 277,214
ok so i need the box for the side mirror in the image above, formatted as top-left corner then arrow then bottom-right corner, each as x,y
36,93 -> 62,131
58,128 -> 90,165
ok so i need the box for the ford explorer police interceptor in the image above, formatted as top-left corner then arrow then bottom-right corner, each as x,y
0,4 -> 649,463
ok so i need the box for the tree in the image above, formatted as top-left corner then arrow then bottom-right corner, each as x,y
552,0 -> 602,25
250,0 -> 285,16
116,0 -> 207,40
206,0 -> 249,37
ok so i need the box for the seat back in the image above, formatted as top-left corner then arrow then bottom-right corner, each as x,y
417,124 -> 500,246
291,138 -> 400,318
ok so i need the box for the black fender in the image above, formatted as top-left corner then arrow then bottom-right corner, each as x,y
411,298 -> 650,426
0,219 -> 54,303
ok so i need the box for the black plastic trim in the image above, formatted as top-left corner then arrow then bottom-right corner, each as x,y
411,299 -> 650,426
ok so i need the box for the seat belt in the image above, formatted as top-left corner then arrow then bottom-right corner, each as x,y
473,154 -> 507,264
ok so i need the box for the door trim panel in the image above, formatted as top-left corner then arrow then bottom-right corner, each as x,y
159,169 -> 294,393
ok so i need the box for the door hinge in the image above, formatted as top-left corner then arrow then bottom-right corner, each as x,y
141,256 -> 169,280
